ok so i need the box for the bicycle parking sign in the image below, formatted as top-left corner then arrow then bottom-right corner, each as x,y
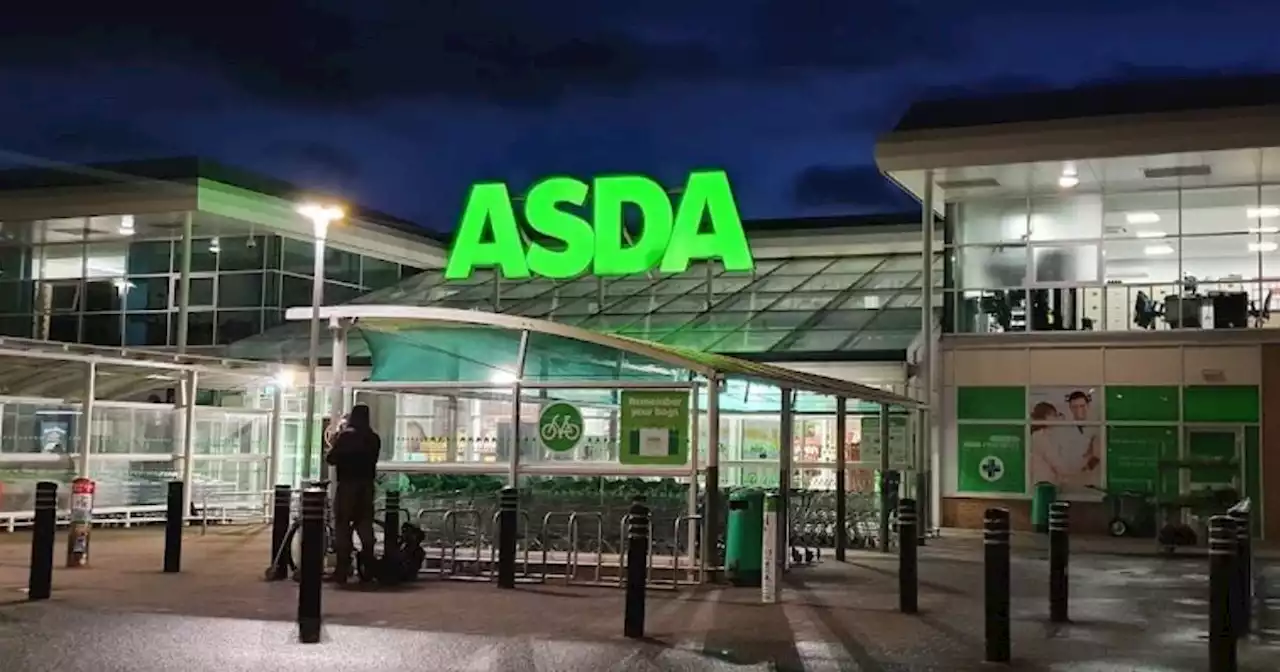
538,402 -> 584,453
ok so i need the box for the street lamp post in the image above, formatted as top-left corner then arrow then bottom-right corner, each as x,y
297,203 -> 344,482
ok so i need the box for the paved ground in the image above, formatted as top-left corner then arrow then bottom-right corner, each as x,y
0,526 -> 1275,670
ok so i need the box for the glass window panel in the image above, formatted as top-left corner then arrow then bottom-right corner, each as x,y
755,275 -> 812,292
826,256 -> 895,273
0,280 -> 34,313
126,240 -> 172,275
608,293 -> 697,314
49,282 -> 80,311
280,274 -> 312,308
841,291 -> 899,310
400,265 -> 425,279
48,315 -> 78,341
660,329 -> 736,349
494,279 -> 547,299
957,245 -> 1027,288
123,276 -> 169,310
712,330 -> 788,352
847,330 -> 918,351
281,237 -> 314,276
680,312 -> 747,330
324,247 -> 361,285
0,243 -> 34,280
218,273 -> 264,308
1181,234 -> 1262,282
860,308 -> 920,331
216,310 -> 262,344
742,310 -> 812,329
716,293 -> 784,312
82,313 -> 121,346
1104,237 -> 1180,284
81,242 -> 128,279
763,292 -> 837,311
773,259 -> 834,275
0,316 -> 32,337
1029,193 -> 1102,241
812,310 -> 875,330
180,276 -> 215,306
954,199 -> 1028,245
861,271 -> 922,290
1181,187 -> 1259,236
780,329 -> 849,352
83,279 -> 123,312
216,236 -> 266,272
1103,190 -> 1178,239
263,271 -> 280,309
710,276 -> 753,293
799,273 -> 866,291
325,282 -> 363,304
1031,243 -> 1100,285
264,235 -> 282,271
191,238 -> 220,272
125,313 -> 169,346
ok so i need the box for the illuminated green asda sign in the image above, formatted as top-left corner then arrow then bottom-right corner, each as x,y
444,170 -> 753,280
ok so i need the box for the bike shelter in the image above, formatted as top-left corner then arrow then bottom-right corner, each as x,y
284,304 -> 924,587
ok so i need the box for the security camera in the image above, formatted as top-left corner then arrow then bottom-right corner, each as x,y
245,236 -> 257,249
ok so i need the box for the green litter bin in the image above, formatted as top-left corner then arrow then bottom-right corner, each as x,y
725,489 -> 765,586
1032,481 -> 1057,533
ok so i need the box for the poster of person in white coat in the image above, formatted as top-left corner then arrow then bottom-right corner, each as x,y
1028,388 -> 1102,496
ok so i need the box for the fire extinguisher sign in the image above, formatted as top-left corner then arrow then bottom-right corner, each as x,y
67,477 -> 95,567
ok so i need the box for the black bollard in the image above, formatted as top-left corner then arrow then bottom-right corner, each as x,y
623,499 -> 651,639
984,508 -> 1011,664
1048,501 -> 1070,624
27,482 -> 57,601
269,485 -> 292,580
380,490 -> 401,584
1208,515 -> 1237,672
1228,506 -> 1251,637
163,481 -> 184,573
497,486 -> 518,589
898,498 -> 918,614
297,487 -> 325,644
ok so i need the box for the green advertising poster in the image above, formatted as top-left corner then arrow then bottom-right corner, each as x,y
1106,425 -> 1178,497
859,415 -> 910,465
619,390 -> 690,465
957,424 -> 1027,494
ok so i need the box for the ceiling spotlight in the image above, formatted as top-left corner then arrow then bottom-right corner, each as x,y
1135,230 -> 1168,239
1058,163 -> 1079,189
1248,241 -> 1278,253
118,214 -> 136,236
1143,244 -> 1174,256
1125,212 -> 1160,225
209,237 -> 221,254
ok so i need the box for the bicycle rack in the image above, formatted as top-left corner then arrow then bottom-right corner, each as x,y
540,511 -> 575,581
415,507 -> 450,576
618,513 -> 655,585
488,509 -> 534,581
673,514 -> 704,585
568,511 -> 605,583
443,509 -> 484,578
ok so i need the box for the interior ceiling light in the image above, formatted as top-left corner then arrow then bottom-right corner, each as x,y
1248,226 -> 1279,234
1057,163 -> 1079,189
1143,244 -> 1174,256
1135,230 -> 1167,239
1246,206 -> 1280,219
1125,212 -> 1160,224
118,214 -> 135,235
1248,241 -> 1278,253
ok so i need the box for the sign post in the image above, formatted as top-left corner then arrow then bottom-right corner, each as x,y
66,477 -> 94,568
762,492 -> 779,604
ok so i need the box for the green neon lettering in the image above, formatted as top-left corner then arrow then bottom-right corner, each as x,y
445,171 -> 753,280
444,182 -> 530,280
524,176 -> 593,279
661,170 -> 753,274
593,174 -> 673,276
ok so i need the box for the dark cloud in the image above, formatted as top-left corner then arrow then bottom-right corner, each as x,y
790,164 -> 913,211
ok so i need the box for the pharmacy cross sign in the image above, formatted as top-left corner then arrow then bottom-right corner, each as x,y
980,456 -> 1005,482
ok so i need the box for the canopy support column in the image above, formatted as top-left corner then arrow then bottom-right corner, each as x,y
878,402 -> 891,553
327,318 -> 350,492
779,387 -> 793,572
509,330 -> 530,486
687,375 -> 700,574
919,168 -> 938,536
180,370 -> 198,520
267,383 -> 284,488
76,361 -> 96,480
703,374 -> 721,582
835,396 -> 847,561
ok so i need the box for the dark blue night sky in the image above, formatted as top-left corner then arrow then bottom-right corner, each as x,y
0,2 -> 1274,232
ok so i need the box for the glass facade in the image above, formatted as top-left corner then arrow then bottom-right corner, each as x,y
0,214 -> 427,347
231,251 -> 944,360
946,150 -> 1280,334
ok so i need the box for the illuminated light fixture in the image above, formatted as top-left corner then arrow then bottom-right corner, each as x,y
209,237 -> 221,254
1248,241 -> 1278,253
118,214 -> 136,236
111,278 -> 135,296
1246,206 -> 1280,219
1125,212 -> 1160,225
1143,244 -> 1175,256
297,202 -> 345,239
490,370 -> 518,385
1135,230 -> 1167,239
274,369 -> 296,388
1248,226 -> 1279,234
1058,163 -> 1079,189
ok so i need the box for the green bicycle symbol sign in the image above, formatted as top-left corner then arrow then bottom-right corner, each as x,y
538,402 -> 584,453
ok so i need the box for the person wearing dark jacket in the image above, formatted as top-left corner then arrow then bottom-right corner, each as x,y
324,403 -> 381,582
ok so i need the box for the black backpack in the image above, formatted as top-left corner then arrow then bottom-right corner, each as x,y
377,522 -> 426,584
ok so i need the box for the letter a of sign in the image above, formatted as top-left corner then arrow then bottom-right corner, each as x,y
444,183 -> 530,280
660,170 -> 753,274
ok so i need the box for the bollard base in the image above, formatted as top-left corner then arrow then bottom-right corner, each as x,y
298,617 -> 322,644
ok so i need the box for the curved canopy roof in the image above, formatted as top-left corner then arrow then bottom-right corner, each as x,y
283,304 -> 921,409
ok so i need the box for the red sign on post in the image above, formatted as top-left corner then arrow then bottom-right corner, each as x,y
66,477 -> 95,568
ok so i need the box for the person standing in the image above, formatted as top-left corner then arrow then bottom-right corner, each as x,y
325,403 -> 381,583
